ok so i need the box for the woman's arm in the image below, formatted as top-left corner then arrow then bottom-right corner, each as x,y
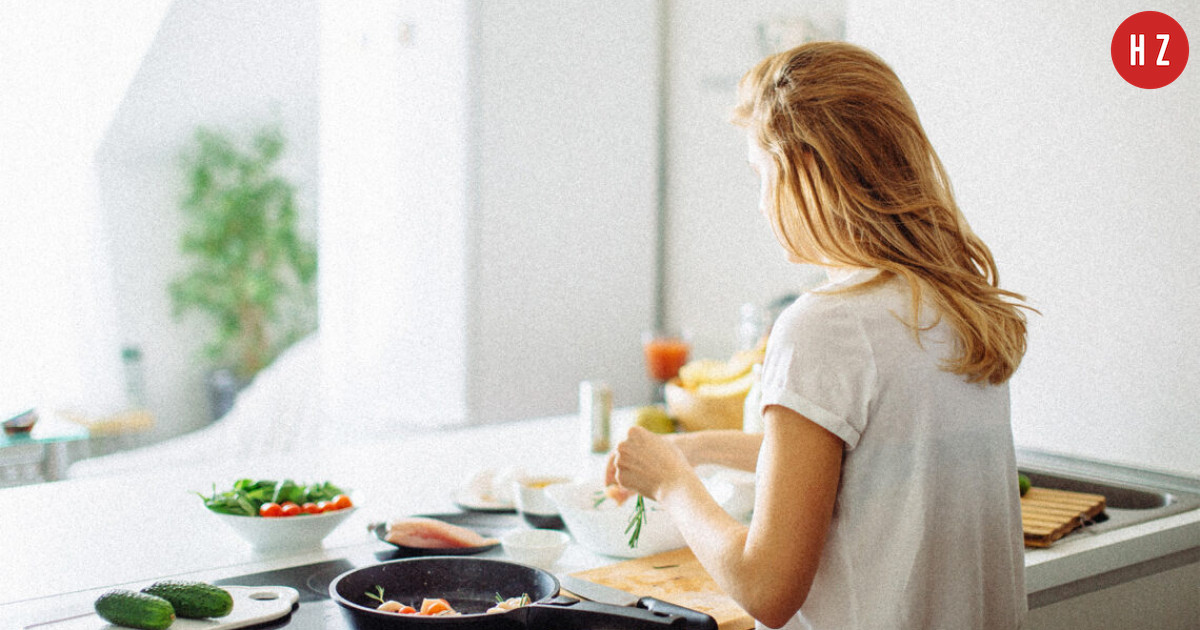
671,429 -> 763,471
612,406 -> 842,629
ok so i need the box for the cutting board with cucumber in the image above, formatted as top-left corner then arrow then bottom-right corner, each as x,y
25,585 -> 298,630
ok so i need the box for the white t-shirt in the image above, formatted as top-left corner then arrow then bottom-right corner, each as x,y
758,267 -> 1026,630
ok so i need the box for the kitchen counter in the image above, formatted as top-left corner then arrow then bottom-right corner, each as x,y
3,411 -> 1199,627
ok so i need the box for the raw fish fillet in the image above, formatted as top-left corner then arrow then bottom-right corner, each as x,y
385,517 -> 498,549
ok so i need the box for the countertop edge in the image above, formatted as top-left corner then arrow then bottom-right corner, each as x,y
1023,506 -> 1200,593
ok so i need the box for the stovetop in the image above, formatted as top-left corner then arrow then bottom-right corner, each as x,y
213,554 -> 374,630
212,511 -> 523,629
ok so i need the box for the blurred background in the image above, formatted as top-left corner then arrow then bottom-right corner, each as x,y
1,1 -> 1197,479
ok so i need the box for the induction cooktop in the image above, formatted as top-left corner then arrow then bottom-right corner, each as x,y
212,511 -> 523,629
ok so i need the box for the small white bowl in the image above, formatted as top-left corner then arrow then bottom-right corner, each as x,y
513,475 -> 571,529
545,481 -> 685,559
210,507 -> 358,551
500,528 -> 570,569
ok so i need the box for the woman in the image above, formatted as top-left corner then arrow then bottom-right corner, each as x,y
607,42 -> 1032,629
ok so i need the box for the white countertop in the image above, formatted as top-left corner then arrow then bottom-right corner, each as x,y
3,411 -> 1198,625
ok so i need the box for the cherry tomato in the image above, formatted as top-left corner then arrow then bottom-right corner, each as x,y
259,502 -> 283,518
331,494 -> 354,511
316,500 -> 332,513
301,502 -> 322,515
280,502 -> 302,517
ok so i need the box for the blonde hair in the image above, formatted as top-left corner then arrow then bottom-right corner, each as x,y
733,41 -> 1032,385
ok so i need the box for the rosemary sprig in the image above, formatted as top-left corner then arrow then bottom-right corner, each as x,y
366,585 -> 387,605
625,495 -> 647,548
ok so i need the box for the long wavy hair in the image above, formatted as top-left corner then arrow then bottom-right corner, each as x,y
733,41 -> 1032,385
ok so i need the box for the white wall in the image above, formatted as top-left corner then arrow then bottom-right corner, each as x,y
0,1 -> 170,418
95,0 -> 320,437
471,1 -> 660,418
318,0 -> 473,434
319,1 -> 661,432
843,0 -> 1200,476
663,1 -> 841,362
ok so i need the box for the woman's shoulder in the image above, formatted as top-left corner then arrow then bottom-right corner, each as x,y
771,287 -> 865,348
773,269 -> 913,345
780,268 -> 891,318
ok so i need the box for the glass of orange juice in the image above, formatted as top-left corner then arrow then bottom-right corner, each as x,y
642,329 -> 691,402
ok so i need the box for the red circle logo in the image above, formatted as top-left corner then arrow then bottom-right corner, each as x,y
1111,11 -> 1189,89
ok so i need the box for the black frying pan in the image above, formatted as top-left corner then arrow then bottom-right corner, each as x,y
329,556 -> 713,630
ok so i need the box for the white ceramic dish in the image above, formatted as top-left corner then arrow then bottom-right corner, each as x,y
500,528 -> 570,569
453,467 -> 523,512
513,474 -> 571,529
545,481 -> 685,559
210,506 -> 357,551
701,467 -> 756,522
452,489 -> 516,513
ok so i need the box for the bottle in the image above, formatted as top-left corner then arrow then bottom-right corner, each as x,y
121,345 -> 147,408
737,303 -> 768,351
579,381 -> 612,453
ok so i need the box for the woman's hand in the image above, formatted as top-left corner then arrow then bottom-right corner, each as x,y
605,426 -> 693,501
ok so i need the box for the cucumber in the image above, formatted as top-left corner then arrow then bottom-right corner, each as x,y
142,580 -> 234,619
95,589 -> 175,630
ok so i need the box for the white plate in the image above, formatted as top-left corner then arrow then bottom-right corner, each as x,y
452,488 -> 515,513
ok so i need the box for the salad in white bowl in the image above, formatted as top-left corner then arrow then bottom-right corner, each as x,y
197,478 -> 358,550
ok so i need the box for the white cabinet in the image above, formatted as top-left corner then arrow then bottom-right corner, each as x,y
1028,557 -> 1200,629
319,2 -> 660,431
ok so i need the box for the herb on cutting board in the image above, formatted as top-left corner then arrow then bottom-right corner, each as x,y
196,479 -> 347,516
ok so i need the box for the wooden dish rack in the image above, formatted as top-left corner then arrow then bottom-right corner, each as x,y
1021,486 -> 1106,547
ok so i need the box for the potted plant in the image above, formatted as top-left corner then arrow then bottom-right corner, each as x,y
169,123 -> 317,419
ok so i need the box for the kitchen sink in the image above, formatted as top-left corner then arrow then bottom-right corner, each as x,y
1017,447 -> 1200,536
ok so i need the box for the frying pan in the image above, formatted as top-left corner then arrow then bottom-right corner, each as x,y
329,556 -> 713,630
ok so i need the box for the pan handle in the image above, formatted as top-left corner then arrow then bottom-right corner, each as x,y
638,597 -> 719,630
526,596 -> 689,629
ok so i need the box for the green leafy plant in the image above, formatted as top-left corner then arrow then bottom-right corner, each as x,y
169,124 -> 317,381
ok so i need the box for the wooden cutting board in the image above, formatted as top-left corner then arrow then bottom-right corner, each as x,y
570,548 -> 754,630
1021,487 -> 1106,548
568,490 -> 1106,629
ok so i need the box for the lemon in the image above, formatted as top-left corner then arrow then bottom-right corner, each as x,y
634,406 -> 676,434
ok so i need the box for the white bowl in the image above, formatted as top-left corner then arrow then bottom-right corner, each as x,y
545,481 -> 685,559
512,474 -> 572,529
701,468 -> 756,522
209,507 -> 358,551
500,528 -> 570,569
